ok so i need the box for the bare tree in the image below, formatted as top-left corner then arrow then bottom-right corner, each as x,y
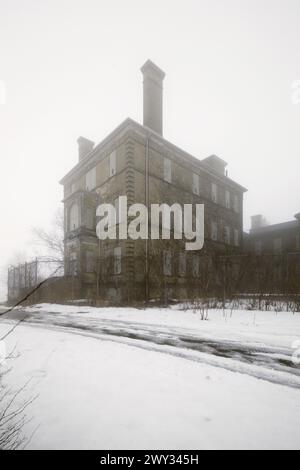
0,346 -> 38,450
32,209 -> 64,267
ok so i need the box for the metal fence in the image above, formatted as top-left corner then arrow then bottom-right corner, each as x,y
7,260 -> 38,301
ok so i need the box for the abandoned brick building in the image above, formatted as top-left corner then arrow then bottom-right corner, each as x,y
60,60 -> 247,302
248,213 -> 300,255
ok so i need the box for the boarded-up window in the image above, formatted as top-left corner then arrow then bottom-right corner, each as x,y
211,221 -> 218,241
69,252 -> 77,276
178,252 -> 186,277
114,247 -> 122,274
225,190 -> 231,209
163,250 -> 172,276
69,203 -> 79,231
234,195 -> 240,213
109,150 -> 117,177
114,198 -> 120,225
192,173 -> 200,195
234,229 -> 240,247
224,226 -> 231,245
164,158 -> 172,183
86,167 -> 96,191
211,183 -> 218,203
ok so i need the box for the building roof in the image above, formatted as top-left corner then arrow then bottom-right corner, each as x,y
250,219 -> 300,236
60,118 -> 247,192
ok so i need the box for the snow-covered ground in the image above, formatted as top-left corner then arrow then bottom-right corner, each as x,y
0,304 -> 300,449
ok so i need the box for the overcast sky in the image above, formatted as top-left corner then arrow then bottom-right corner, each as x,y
0,0 -> 300,299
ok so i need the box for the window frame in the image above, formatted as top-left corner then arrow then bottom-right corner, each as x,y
211,182 -> 218,203
114,246 -> 122,275
192,173 -> 200,195
163,158 -> 172,183
211,221 -> 218,242
225,190 -> 231,209
109,150 -> 117,177
85,167 -> 96,191
69,203 -> 79,231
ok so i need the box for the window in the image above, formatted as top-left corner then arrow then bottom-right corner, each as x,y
225,190 -> 231,209
192,173 -> 200,195
86,251 -> 95,273
163,250 -> 172,276
255,240 -> 262,255
234,195 -> 240,213
273,238 -> 282,254
211,221 -> 218,241
234,229 -> 240,247
69,252 -> 77,276
104,249 -> 112,275
192,256 -> 200,277
164,158 -> 172,183
69,203 -> 79,231
71,182 -> 76,194
211,183 -> 218,203
109,150 -> 116,177
114,198 -> 120,225
224,226 -> 231,245
178,252 -> 186,277
85,167 -> 96,191
85,208 -> 94,230
114,247 -> 122,274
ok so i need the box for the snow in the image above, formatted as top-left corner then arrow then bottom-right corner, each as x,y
0,304 -> 300,449
23,302 -> 300,350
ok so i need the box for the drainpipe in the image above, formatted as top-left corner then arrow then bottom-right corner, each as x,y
145,134 -> 151,303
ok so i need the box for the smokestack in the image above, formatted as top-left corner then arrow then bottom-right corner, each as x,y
77,136 -> 94,162
141,60 -> 165,136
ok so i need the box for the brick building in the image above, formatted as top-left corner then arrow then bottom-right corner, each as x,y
248,213 -> 300,255
60,61 -> 247,302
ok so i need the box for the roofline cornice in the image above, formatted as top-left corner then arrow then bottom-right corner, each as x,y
60,118 -> 247,193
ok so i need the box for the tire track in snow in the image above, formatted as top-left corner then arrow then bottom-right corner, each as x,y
3,309 -> 300,390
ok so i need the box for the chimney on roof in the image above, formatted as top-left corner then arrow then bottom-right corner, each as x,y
77,136 -> 94,162
141,60 -> 165,136
251,214 -> 267,231
202,155 -> 228,176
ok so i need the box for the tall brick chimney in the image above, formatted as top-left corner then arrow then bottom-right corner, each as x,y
141,60 -> 165,136
77,136 -> 94,162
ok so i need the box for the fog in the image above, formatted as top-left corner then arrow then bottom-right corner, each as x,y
0,0 -> 299,300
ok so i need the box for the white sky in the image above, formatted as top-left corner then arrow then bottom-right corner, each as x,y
0,0 -> 300,300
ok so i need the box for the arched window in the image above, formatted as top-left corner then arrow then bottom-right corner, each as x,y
69,203 -> 79,231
